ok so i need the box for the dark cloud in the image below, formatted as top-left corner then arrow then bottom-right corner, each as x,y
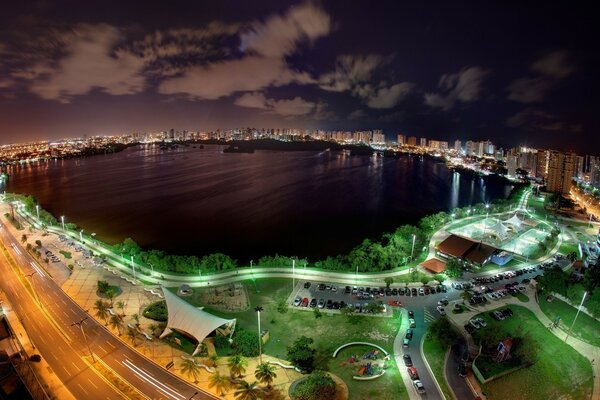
424,67 -> 489,110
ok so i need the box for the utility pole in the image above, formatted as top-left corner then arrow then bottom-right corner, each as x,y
71,317 -> 95,362
565,291 -> 588,344
255,306 -> 263,365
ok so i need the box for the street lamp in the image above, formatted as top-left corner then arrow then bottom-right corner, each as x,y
189,392 -> 198,400
79,229 -> 84,244
255,306 -> 264,365
130,255 -> 136,279
35,205 -> 40,221
292,258 -> 296,291
24,271 -> 42,308
61,215 -> 65,231
71,317 -> 94,362
410,234 -> 416,262
565,291 -> 588,344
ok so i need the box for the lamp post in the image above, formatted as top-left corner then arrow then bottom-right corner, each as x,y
255,306 -> 263,365
355,264 -> 359,285
79,229 -> 84,244
292,258 -> 295,291
189,392 -> 198,400
410,234 -> 416,262
24,271 -> 42,309
61,215 -> 65,231
565,291 -> 588,344
131,255 -> 136,279
35,204 -> 40,221
71,317 -> 95,362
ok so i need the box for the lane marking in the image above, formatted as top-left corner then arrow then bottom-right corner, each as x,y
87,378 -> 99,389
77,383 -> 90,396
122,359 -> 185,400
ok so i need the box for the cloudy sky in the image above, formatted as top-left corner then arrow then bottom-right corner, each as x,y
0,1 -> 597,152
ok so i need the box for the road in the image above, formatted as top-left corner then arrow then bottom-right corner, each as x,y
0,221 -> 217,400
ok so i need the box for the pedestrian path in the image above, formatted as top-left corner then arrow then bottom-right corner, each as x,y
424,309 -> 436,323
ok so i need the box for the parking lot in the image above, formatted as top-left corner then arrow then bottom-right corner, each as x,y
290,281 -> 449,315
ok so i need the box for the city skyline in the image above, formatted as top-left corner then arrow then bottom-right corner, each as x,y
0,1 -> 597,152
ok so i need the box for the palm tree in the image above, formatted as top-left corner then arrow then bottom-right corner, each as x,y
228,354 -> 247,378
234,381 -> 263,400
261,387 -> 285,400
109,314 -> 124,336
206,353 -> 220,368
94,299 -> 109,325
126,327 -> 140,347
180,358 -> 201,383
208,372 -> 232,397
105,288 -> 116,307
254,363 -> 277,388
148,323 -> 161,337
116,300 -> 126,317
131,313 -> 140,328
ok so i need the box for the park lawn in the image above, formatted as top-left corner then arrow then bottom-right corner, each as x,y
558,242 -> 579,257
422,334 -> 453,400
538,296 -> 600,347
169,278 -> 407,400
473,306 -> 593,400
328,345 -> 408,400
512,292 -> 529,302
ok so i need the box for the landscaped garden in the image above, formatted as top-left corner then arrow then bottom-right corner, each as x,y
422,329 -> 454,400
472,306 -> 593,400
169,278 -> 409,400
539,295 -> 600,347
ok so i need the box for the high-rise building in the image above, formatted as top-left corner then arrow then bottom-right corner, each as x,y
420,137 -> 428,147
454,140 -> 462,152
407,136 -> 417,146
573,155 -> 584,179
589,156 -> 600,189
536,150 -> 549,180
397,134 -> 406,145
372,131 -> 385,144
546,151 -> 576,194
507,155 -> 518,178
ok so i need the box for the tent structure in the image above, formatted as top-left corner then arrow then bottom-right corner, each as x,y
487,221 -> 509,240
159,287 -> 236,355
504,214 -> 523,230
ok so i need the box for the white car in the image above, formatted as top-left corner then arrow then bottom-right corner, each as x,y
293,296 -> 302,306
436,306 -> 446,316
476,318 -> 487,327
413,380 -> 426,394
409,318 -> 416,328
418,288 -> 425,295
331,285 -> 337,292
469,319 -> 481,329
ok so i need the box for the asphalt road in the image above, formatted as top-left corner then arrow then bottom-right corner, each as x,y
0,221 -> 217,400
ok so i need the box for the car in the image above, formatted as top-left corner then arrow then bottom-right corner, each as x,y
365,287 -> 371,293
372,288 -> 379,296
385,288 -> 392,296
458,363 -> 467,377
403,338 -> 410,347
424,287 -> 430,295
403,354 -> 413,367
318,284 -> 326,291
345,286 -> 351,294
408,310 -> 414,318
407,366 -> 419,379
354,304 -> 361,313
352,286 -> 358,294
392,288 -> 398,295
464,324 -> 475,334
303,282 -> 311,289
317,299 -> 325,308
346,303 -> 353,310
405,329 -> 413,340
301,297 -> 309,307
436,286 -> 441,293
475,318 -> 487,327
340,301 -> 346,309
411,288 -> 418,296
325,285 -> 332,291
436,306 -> 446,316
293,296 -> 302,306
332,301 -> 340,310
469,319 -> 481,329
412,379 -> 425,394
491,310 -> 505,321
29,354 -> 42,362
409,318 -> 416,328
441,285 -> 447,293
418,288 -> 425,296
309,298 -> 317,308
331,286 -> 337,292
326,300 -> 333,309
399,288 -> 405,295
522,278 -> 530,284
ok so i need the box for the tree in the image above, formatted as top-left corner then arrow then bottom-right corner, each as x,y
126,327 -> 140,347
287,336 -> 315,373
428,317 -> 459,348
512,336 -> 540,366
364,302 -> 383,314
255,363 -> 277,387
97,280 -> 110,294
232,329 -> 260,357
434,274 -> 446,284
214,334 -> 231,349
35,239 -> 41,247
384,277 -> 394,288
313,308 -> 322,319
109,314 -> 124,336
537,266 -> 569,295
460,290 -> 473,303
105,287 -> 116,307
292,370 -> 336,400
116,300 -> 126,317
228,354 -> 248,378
94,299 -> 109,325
444,258 -> 463,278
566,283 -> 586,303
276,299 -> 289,314
261,386 -> 286,400
180,358 -> 201,383
585,290 -> 600,318
234,381 -> 263,400
131,313 -> 140,328
208,372 -> 232,397
420,276 -> 430,286
583,262 -> 600,292
21,234 -> 27,243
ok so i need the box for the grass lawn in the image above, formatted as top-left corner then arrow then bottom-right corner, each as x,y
59,250 -> 72,259
511,292 -> 529,302
558,242 -> 578,256
422,334 -> 453,400
169,278 -> 408,400
538,295 -> 600,347
328,345 -> 408,400
473,306 -> 592,400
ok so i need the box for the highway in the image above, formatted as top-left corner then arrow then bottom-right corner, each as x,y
0,220 -> 217,400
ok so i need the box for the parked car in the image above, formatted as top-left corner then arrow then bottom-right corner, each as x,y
407,366 -> 419,379
468,319 -> 481,329
405,329 -> 413,340
345,286 -> 351,294
475,317 -> 487,327
293,296 -> 302,306
413,379 -> 426,394
317,299 -> 325,308
309,298 -> 317,308
301,298 -> 309,307
326,300 -> 333,309
403,338 -> 410,347
418,288 -> 425,296
409,318 -> 416,328
408,310 -> 414,318
436,306 -> 446,316
403,354 -> 413,367
303,282 -> 311,289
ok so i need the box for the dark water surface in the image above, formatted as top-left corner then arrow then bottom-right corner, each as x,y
4,145 -> 513,262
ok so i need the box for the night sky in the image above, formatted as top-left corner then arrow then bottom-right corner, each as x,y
0,1 -> 597,153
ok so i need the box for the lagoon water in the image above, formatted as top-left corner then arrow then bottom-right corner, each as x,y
4,145 -> 513,262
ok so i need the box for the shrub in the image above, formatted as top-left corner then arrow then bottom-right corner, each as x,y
232,329 -> 260,357
213,334 -> 231,349
292,371 -> 336,400
143,301 -> 168,322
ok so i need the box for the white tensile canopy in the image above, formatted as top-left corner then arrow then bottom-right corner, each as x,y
488,221 -> 508,240
159,287 -> 236,355
504,214 -> 523,229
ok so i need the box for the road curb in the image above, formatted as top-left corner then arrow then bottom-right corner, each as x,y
442,349 -> 457,400
420,333 -> 447,400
